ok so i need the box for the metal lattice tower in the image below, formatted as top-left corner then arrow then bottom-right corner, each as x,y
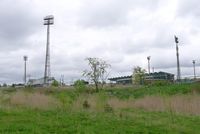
44,15 -> 54,85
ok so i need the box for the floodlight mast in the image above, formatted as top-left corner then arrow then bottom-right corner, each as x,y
174,35 -> 181,82
147,56 -> 151,74
193,60 -> 196,79
43,15 -> 54,85
23,56 -> 28,85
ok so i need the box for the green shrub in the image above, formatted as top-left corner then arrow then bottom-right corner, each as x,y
83,100 -> 90,109
105,83 -> 197,99
51,80 -> 59,87
144,80 -> 171,86
151,80 -> 170,86
74,80 -> 86,93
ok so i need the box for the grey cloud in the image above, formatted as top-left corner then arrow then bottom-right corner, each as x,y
177,0 -> 200,17
78,0 -> 160,28
0,0 -> 199,84
0,0 -> 40,50
176,0 -> 200,36
78,0 -> 131,27
0,56 -> 24,84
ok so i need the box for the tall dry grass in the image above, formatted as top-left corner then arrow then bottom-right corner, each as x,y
71,92 -> 112,112
118,95 -> 200,115
107,98 -> 134,109
168,95 -> 200,115
71,93 -> 200,115
10,91 -> 61,110
72,94 -> 96,110
133,96 -> 166,111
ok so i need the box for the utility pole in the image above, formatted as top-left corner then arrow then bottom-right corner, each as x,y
43,15 -> 54,85
193,60 -> 196,79
23,56 -> 28,85
147,56 -> 151,74
174,35 -> 181,82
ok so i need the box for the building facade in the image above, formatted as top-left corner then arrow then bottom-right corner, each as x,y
27,77 -> 55,87
108,72 -> 174,85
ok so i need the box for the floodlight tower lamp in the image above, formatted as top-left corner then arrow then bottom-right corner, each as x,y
23,55 -> 28,85
43,15 -> 54,85
147,56 -> 151,74
174,35 -> 181,82
193,60 -> 196,79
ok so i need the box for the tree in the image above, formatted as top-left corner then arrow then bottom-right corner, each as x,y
3,83 -> 7,87
74,79 -> 87,92
83,57 -> 110,92
132,66 -> 146,85
51,80 -> 59,87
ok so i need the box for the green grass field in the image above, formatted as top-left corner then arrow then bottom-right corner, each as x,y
0,83 -> 200,134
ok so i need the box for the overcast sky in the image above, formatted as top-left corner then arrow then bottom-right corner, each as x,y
0,0 -> 199,84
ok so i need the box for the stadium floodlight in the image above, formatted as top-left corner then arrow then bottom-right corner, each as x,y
174,35 -> 179,43
23,56 -> 28,85
43,15 -> 54,85
174,35 -> 181,82
192,60 -> 196,79
44,15 -> 54,20
147,56 -> 151,74
44,15 -> 54,25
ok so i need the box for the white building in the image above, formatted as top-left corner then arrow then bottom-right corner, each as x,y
27,77 -> 55,87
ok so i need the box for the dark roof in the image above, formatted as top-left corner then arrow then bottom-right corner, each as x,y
108,75 -> 132,81
108,72 -> 174,81
146,71 -> 174,76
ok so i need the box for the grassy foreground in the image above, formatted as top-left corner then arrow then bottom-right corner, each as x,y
0,83 -> 200,134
